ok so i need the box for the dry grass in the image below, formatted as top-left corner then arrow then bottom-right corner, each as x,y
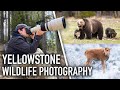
60,16 -> 120,44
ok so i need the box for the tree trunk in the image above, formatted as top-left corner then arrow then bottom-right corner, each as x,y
96,11 -> 102,17
117,11 -> 120,18
56,31 -> 62,54
1,11 -> 4,42
8,11 -> 11,40
41,11 -> 47,54
114,11 -> 118,18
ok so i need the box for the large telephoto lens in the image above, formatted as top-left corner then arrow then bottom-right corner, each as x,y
45,16 -> 66,31
30,16 -> 66,33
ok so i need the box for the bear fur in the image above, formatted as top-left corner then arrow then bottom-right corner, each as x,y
105,27 -> 117,38
84,47 -> 111,73
77,18 -> 103,40
74,29 -> 85,39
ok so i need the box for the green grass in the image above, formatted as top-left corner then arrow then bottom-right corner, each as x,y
60,17 -> 120,44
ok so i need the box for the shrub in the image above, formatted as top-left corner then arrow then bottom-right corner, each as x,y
77,11 -> 96,18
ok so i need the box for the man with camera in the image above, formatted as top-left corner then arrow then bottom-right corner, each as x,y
4,24 -> 46,66
4,16 -> 66,66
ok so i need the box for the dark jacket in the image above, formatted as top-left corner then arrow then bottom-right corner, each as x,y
5,31 -> 42,63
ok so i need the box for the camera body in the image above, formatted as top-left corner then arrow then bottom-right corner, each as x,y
29,16 -> 66,34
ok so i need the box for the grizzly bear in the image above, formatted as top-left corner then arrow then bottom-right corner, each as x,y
77,18 -> 103,40
74,29 -> 85,39
84,47 -> 111,73
105,27 -> 117,38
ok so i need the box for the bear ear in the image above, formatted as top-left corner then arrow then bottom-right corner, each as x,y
82,18 -> 88,23
113,29 -> 116,32
82,18 -> 87,21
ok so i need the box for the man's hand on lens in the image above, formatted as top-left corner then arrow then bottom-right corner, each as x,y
30,32 -> 35,39
36,28 -> 46,36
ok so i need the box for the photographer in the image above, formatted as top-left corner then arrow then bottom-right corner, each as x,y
4,24 -> 46,66
4,16 -> 66,66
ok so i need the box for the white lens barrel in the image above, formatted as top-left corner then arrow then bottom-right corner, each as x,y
45,16 -> 66,31
30,16 -> 66,33
30,25 -> 41,33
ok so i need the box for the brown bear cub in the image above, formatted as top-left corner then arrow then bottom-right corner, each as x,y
84,48 -> 111,73
105,27 -> 117,38
74,29 -> 85,39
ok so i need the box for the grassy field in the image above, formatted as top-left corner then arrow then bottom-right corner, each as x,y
60,17 -> 120,44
